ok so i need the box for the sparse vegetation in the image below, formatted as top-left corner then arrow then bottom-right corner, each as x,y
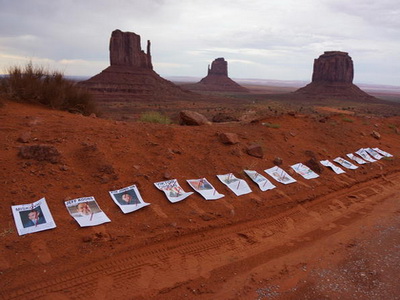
139,111 -> 172,124
342,117 -> 354,123
382,156 -> 394,161
262,122 -> 281,129
0,226 -> 14,237
0,62 -> 96,115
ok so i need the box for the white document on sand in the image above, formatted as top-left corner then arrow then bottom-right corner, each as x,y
244,170 -> 276,191
320,160 -> 346,174
290,163 -> 319,179
373,147 -> 393,157
154,179 -> 193,203
109,185 -> 150,213
264,166 -> 297,184
187,178 -> 224,200
11,197 -> 56,236
217,173 -> 252,196
364,148 -> 384,160
346,153 -> 367,165
333,157 -> 358,169
65,196 -> 111,227
355,148 -> 377,163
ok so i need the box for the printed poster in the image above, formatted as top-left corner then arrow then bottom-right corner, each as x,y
290,163 -> 319,179
320,160 -> 346,174
65,196 -> 111,227
244,169 -> 276,191
333,157 -> 358,169
154,179 -> 193,203
109,185 -> 150,213
373,147 -> 393,157
346,153 -> 367,165
216,173 -> 252,196
355,149 -> 376,163
11,197 -> 56,236
264,166 -> 297,184
187,178 -> 224,200
364,148 -> 384,160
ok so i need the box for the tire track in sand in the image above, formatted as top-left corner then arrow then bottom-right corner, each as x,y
2,173 -> 400,300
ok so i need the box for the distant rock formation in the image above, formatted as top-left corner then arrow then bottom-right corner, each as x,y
79,29 -> 190,102
182,58 -> 248,93
205,57 -> 228,77
295,51 -> 375,100
109,30 -> 153,69
311,51 -> 353,83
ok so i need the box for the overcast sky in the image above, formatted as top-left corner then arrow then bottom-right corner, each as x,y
0,0 -> 399,85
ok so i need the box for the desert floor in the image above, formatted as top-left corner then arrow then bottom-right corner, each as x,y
1,85 -> 400,299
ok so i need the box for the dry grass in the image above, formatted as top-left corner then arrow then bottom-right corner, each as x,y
0,62 -> 96,115
139,111 -> 172,124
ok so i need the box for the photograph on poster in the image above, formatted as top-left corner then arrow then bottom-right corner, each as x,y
11,198 -> 56,236
187,178 -> 224,200
109,185 -> 150,213
65,197 -> 110,226
154,179 -> 193,203
244,170 -> 276,191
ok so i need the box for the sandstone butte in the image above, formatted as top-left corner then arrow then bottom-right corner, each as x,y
295,51 -> 377,100
78,29 -> 191,100
182,57 -> 249,93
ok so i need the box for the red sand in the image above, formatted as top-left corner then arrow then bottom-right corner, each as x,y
0,99 -> 399,299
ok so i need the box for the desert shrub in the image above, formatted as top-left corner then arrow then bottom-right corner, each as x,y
261,122 -> 281,129
139,111 -> 171,124
341,117 -> 354,123
0,62 -> 96,115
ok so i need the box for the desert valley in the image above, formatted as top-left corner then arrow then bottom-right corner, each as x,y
1,29 -> 400,300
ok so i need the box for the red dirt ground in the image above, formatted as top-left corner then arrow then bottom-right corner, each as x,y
0,92 -> 400,299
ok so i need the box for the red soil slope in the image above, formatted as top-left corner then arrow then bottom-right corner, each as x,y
0,100 -> 399,299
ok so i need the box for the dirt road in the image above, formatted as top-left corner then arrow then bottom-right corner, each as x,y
2,172 -> 400,300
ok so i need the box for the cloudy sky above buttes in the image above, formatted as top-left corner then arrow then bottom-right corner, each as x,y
0,0 -> 399,85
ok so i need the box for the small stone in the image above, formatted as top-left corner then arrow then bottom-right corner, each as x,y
163,171 -> 172,180
60,165 -> 69,171
273,157 -> 283,166
246,144 -> 263,158
17,132 -> 31,143
371,131 -> 381,139
219,132 -> 239,145
305,157 -> 323,174
179,110 -> 211,126
287,111 -> 296,117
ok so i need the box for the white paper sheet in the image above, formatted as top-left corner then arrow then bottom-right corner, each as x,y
154,179 -> 193,203
216,173 -> 252,196
264,166 -> 297,184
291,163 -> 319,179
364,148 -> 384,160
187,178 -> 224,200
373,147 -> 393,157
65,197 -> 111,227
333,157 -> 358,169
11,198 -> 56,236
346,153 -> 367,165
355,148 -> 377,162
244,170 -> 276,191
109,185 -> 150,213
320,160 -> 346,174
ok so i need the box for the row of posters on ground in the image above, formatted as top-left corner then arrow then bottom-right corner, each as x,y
11,147 -> 393,235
